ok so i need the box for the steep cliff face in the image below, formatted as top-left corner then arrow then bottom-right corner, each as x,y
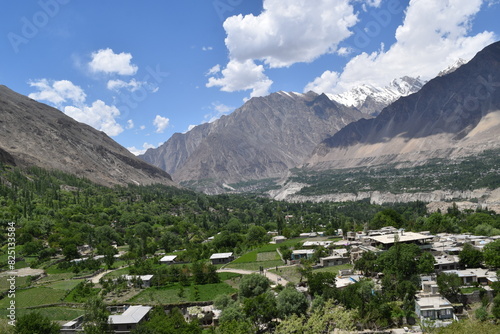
305,41 -> 500,170
141,91 -> 366,193
0,85 -> 176,187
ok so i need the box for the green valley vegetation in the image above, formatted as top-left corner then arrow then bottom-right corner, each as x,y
0,164 -> 500,332
290,148 -> 500,196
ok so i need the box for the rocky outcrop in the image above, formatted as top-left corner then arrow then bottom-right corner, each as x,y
0,85 -> 176,187
270,183 -> 500,213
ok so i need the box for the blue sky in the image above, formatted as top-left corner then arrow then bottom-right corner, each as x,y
1,0 -> 499,155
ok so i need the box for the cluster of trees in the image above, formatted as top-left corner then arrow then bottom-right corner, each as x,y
2,161 -> 500,332
292,148 -> 500,196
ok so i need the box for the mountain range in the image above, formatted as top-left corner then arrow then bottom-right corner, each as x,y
1,41 -> 499,203
0,85 -> 175,188
140,91 -> 366,193
306,41 -> 500,171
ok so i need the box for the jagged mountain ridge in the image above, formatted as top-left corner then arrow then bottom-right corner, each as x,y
327,76 -> 425,115
305,41 -> 500,171
140,91 -> 366,193
0,85 -> 176,187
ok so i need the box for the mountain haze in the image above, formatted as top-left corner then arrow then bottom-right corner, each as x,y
141,91 -> 366,193
0,85 -> 175,187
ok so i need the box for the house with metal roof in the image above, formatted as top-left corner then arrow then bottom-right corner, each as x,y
109,305 -> 152,334
209,252 -> 234,265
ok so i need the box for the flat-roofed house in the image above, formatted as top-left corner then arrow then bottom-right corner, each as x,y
291,249 -> 315,261
433,254 -> 460,273
159,255 -> 177,264
415,295 -> 455,322
367,231 -> 434,250
210,252 -> 234,265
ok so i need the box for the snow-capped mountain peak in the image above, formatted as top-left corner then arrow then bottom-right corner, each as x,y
438,58 -> 468,77
327,76 -> 425,115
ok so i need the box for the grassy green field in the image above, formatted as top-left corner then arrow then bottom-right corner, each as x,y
2,306 -> 84,321
44,279 -> 84,290
269,263 -> 354,284
227,260 -> 284,271
0,287 -> 67,309
0,276 -> 31,293
128,282 -> 237,305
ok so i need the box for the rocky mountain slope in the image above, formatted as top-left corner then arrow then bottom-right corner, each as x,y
140,91 -> 366,193
327,76 -> 425,115
305,41 -> 500,171
0,85 -> 175,187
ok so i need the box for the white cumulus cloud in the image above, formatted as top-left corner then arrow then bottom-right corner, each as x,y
107,79 -> 144,92
89,48 -> 138,75
305,0 -> 497,94
64,100 -> 124,136
206,64 -> 221,76
223,0 -> 357,68
126,119 -> 134,129
127,142 -> 156,156
206,59 -> 273,98
28,79 -> 86,106
207,0 -> 357,100
153,115 -> 170,133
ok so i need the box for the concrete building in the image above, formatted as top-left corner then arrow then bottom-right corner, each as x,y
415,295 -> 455,322
367,231 -> 434,250
291,249 -> 315,261
320,255 -> 350,267
433,254 -> 460,273
271,235 -> 287,244
442,268 -> 496,286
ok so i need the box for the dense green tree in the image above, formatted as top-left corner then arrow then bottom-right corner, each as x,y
437,273 -> 462,302
83,296 -> 109,334
134,307 -> 201,334
483,239 -> 500,268
246,225 -> 268,245
417,251 -> 436,274
238,273 -> 271,299
370,208 -> 405,229
354,251 -> 378,276
276,286 -> 308,318
307,271 -> 337,299
376,243 -> 421,280
459,243 -> 484,268
243,292 -> 277,328
216,319 -> 255,334
14,312 -> 60,334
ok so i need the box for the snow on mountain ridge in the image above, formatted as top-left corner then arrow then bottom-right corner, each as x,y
326,76 -> 425,115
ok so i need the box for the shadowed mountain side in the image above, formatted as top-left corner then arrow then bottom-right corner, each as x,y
0,85 -> 175,187
305,41 -> 500,170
